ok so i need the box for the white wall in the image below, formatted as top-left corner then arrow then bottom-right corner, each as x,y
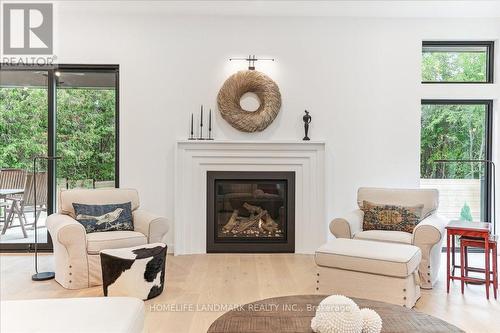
48,1 -> 500,248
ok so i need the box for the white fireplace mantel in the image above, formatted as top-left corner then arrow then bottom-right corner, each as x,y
174,140 -> 327,255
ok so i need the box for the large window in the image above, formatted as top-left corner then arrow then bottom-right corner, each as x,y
420,100 -> 493,222
0,65 -> 119,251
422,41 -> 494,83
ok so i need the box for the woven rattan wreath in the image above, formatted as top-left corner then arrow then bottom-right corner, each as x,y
217,70 -> 281,132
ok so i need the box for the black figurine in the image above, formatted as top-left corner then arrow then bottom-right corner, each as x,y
303,110 -> 311,141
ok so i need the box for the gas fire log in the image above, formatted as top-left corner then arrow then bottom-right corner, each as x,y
261,215 -> 278,232
223,203 -> 282,236
233,210 -> 267,233
223,210 -> 239,232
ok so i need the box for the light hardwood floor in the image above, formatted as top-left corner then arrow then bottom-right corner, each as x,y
1,253 -> 498,333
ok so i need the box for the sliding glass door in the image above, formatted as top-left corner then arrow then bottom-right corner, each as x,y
0,65 -> 119,251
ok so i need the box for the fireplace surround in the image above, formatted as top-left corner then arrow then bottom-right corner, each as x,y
207,171 -> 295,253
174,140 -> 326,255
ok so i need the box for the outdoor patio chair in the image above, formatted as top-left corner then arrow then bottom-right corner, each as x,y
0,169 -> 27,224
2,172 -> 47,238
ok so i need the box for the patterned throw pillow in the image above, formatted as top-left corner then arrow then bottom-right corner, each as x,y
73,202 -> 134,234
362,200 -> 423,233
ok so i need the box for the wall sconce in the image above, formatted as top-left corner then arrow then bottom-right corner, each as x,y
229,55 -> 275,70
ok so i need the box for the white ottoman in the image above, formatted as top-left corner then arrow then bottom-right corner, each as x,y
0,297 -> 144,333
315,238 -> 422,307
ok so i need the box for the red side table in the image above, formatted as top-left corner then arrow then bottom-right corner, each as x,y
446,221 -> 492,299
460,235 -> 498,299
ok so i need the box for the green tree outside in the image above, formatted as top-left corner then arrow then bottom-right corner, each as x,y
460,202 -> 473,222
422,51 -> 487,82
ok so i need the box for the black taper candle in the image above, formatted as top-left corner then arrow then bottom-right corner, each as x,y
189,113 -> 194,139
199,105 -> 204,139
208,109 -> 213,140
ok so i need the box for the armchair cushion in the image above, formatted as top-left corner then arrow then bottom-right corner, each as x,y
74,202 -> 134,233
354,230 -> 412,244
87,231 -> 147,255
362,200 -> 423,233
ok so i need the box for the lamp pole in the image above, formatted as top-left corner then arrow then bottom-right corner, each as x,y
434,159 -> 496,234
32,155 -> 61,281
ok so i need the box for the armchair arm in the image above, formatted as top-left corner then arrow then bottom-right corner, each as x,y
412,213 -> 446,289
46,214 -> 88,289
329,209 -> 364,238
46,213 -> 86,247
133,209 -> 170,243
413,214 -> 445,245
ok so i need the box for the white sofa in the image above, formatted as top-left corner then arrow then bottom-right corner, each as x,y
329,187 -> 446,289
47,188 -> 169,289
1,297 -> 144,333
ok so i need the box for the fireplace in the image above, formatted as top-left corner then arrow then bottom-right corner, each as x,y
207,171 -> 295,253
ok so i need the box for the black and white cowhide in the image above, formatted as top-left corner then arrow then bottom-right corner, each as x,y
100,243 -> 167,300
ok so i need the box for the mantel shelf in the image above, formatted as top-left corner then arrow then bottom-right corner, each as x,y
176,139 -> 326,145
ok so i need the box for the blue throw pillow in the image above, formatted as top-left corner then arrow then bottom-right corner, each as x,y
73,202 -> 134,234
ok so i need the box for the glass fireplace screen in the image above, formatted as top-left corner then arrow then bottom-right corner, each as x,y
214,180 -> 287,240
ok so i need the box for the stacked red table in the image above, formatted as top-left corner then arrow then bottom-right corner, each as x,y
446,221 -> 492,299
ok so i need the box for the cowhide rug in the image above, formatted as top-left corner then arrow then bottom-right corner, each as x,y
100,243 -> 167,300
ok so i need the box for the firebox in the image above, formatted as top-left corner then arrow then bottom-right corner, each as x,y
207,171 -> 295,253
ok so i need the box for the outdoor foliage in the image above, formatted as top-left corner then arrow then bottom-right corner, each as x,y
422,51 -> 487,82
0,88 -> 48,168
420,103 -> 486,179
0,87 -> 115,183
56,89 -> 116,182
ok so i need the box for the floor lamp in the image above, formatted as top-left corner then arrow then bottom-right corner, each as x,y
434,159 -> 496,234
32,155 -> 61,281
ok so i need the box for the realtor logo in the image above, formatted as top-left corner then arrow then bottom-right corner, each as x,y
3,3 -> 53,55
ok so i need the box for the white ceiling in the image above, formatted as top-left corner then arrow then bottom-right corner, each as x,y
11,1 -> 500,18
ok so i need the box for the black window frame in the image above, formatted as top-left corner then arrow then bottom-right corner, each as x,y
421,99 -> 494,224
0,63 -> 120,253
422,41 -> 495,84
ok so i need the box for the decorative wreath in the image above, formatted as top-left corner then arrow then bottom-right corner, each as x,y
217,70 -> 281,132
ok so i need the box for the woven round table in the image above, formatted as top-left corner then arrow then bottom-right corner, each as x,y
207,295 -> 464,333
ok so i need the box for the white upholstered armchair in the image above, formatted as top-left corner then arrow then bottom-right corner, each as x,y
47,188 -> 169,289
329,187 -> 446,289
